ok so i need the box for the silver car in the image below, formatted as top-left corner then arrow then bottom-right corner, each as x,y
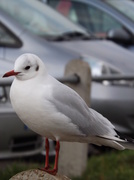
1,0 -> 134,160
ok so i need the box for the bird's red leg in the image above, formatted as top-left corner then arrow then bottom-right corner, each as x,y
53,141 -> 60,173
45,138 -> 50,169
39,138 -> 51,171
40,140 -> 60,176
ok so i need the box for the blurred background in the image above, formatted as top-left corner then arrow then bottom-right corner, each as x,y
1,0 -> 134,179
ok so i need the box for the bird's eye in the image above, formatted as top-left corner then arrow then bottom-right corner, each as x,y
25,66 -> 30,70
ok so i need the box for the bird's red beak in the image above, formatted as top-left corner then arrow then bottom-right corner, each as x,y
3,70 -> 20,78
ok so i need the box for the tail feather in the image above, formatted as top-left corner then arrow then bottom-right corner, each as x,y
118,142 -> 134,150
91,133 -> 134,150
91,136 -> 125,150
114,130 -> 134,150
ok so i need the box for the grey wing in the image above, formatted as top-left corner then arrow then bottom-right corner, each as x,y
49,80 -> 116,137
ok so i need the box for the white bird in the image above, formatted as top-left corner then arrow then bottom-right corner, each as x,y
3,53 -> 134,175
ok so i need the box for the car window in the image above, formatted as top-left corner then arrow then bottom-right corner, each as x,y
86,5 -> 122,37
0,0 -> 87,37
0,23 -> 21,47
47,0 -> 122,38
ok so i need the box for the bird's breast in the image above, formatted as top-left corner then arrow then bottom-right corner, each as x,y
10,80 -> 83,140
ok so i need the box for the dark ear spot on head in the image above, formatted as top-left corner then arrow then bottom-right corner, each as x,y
36,65 -> 39,71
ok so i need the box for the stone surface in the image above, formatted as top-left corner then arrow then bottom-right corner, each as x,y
10,169 -> 71,180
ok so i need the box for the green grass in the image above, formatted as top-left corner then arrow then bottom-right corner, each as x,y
73,150 -> 134,180
1,150 -> 134,180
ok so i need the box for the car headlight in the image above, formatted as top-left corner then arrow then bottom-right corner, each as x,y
82,55 -> 121,77
81,55 -> 131,86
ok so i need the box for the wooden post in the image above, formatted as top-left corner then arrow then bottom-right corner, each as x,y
58,59 -> 91,177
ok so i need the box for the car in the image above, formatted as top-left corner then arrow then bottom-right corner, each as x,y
0,4 -> 83,159
1,0 -> 134,150
45,0 -> 134,52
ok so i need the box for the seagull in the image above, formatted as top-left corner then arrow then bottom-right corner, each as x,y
3,53 -> 134,175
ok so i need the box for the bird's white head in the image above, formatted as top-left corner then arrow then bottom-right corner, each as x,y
3,53 -> 47,80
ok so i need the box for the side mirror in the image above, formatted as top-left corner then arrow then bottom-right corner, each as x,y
107,28 -> 131,44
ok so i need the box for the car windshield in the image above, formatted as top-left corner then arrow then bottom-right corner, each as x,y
105,0 -> 134,23
0,0 -> 88,37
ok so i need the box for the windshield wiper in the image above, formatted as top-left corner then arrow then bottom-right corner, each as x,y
45,31 -> 91,41
61,31 -> 91,40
